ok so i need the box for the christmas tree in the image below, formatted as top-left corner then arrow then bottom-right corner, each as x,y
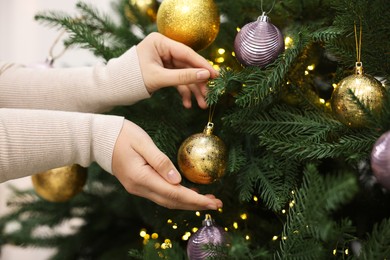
1,0 -> 390,259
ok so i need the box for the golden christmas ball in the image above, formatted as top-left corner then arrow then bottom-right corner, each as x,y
178,123 -> 227,184
32,164 -> 88,202
156,0 -> 220,51
330,64 -> 385,128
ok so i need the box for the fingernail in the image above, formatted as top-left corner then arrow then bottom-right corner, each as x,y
196,70 -> 210,80
207,204 -> 218,210
167,170 -> 181,183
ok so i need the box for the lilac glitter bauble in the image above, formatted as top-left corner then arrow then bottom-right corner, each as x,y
234,12 -> 284,68
187,214 -> 227,260
371,131 -> 390,190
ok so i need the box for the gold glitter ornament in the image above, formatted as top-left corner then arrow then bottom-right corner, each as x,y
177,123 -> 227,184
330,63 -> 385,128
32,164 -> 87,202
156,0 -> 220,51
331,23 -> 385,128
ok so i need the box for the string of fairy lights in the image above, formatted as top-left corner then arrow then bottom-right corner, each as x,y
138,192 -> 295,251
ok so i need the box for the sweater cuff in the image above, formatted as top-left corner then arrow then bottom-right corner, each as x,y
91,114 -> 124,174
100,47 -> 151,107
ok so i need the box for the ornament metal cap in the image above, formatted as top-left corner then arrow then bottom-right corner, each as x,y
258,12 -> 269,22
355,62 -> 364,75
203,122 -> 214,135
202,214 -> 215,227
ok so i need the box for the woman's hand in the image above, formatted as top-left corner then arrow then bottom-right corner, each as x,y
136,32 -> 219,109
112,120 -> 223,210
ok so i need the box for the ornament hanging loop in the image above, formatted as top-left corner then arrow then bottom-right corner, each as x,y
354,20 -> 363,75
260,0 -> 276,15
205,104 -> 217,135
208,104 -> 216,123
47,29 -> 69,65
354,20 -> 362,63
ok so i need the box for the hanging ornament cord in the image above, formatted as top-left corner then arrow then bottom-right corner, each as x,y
46,30 -> 69,65
260,0 -> 276,15
354,20 -> 363,75
208,104 -> 217,126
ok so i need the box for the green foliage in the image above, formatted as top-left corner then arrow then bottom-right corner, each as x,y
34,1 -> 142,60
359,218 -> 390,259
236,152 -> 300,212
223,103 -> 383,164
129,239 -> 186,260
2,0 -> 390,259
276,164 -> 358,259
226,142 -> 247,174
208,28 -> 312,109
329,0 -> 390,75
1,164 -> 150,259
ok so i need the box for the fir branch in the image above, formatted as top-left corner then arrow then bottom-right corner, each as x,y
377,87 -> 390,130
344,87 -> 383,128
234,29 -> 311,108
237,159 -> 257,202
75,2 -> 116,31
226,233 -> 271,259
207,67 -> 245,105
129,238 -> 186,260
277,164 -> 358,259
208,28 -> 313,108
312,27 -> 344,42
359,218 -> 390,259
237,106 -> 340,141
237,153 -> 299,212
35,12 -> 120,60
34,1 -> 132,60
226,143 -> 247,174
227,104 -> 378,161
258,131 -> 375,162
329,0 -> 390,76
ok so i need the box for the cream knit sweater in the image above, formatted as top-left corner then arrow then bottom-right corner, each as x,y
0,47 -> 150,182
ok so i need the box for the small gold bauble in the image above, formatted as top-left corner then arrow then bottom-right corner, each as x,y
177,123 -> 227,184
32,164 -> 87,202
330,64 -> 385,128
125,0 -> 158,22
156,0 -> 220,51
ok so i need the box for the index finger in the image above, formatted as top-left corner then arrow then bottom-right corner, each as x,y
158,34 -> 219,78
141,166 -> 223,210
151,184 -> 223,210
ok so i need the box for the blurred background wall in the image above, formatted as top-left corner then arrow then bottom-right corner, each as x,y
0,1 -> 113,259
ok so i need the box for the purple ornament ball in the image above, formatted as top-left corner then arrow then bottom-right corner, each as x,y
234,12 -> 284,68
371,131 -> 390,189
187,214 -> 228,260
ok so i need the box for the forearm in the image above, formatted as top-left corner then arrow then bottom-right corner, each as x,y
0,108 -> 123,183
0,47 -> 150,113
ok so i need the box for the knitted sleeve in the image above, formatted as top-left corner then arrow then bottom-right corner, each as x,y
0,46 -> 150,113
0,46 -> 150,183
0,108 -> 124,183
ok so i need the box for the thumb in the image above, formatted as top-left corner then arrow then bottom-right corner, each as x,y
121,120 -> 182,185
159,68 -> 211,87
138,143 -> 183,185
